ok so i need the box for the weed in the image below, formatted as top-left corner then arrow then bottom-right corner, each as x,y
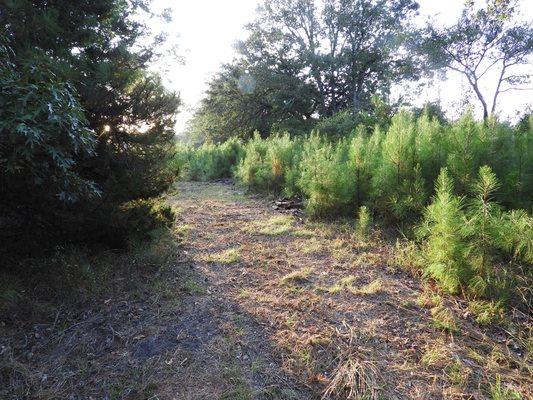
430,305 -> 459,332
393,239 -> 423,273
445,359 -> 470,387
468,300 -> 505,325
421,339 -> 453,367
173,224 -> 190,242
356,206 -> 371,238
489,376 -> 522,400
182,279 -> 204,294
325,275 -> 357,294
220,365 -> 252,400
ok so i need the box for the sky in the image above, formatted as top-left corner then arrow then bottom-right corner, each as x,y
148,0 -> 533,133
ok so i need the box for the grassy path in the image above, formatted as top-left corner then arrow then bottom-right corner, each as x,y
166,181 -> 531,399
2,181 -> 530,399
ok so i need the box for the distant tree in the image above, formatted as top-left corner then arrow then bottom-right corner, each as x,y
192,0 -> 420,142
187,62 -> 315,142
418,0 -> 533,120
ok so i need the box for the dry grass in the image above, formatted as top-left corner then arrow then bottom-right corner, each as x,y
322,356 -> 379,400
430,305 -> 459,333
280,267 -> 314,286
350,279 -> 384,296
243,215 -> 294,236
7,181 -> 531,399
206,248 -> 241,264
325,275 -> 357,294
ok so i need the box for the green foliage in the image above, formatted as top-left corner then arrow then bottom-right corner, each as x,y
190,0 -> 420,143
118,199 -> 176,240
465,166 -> 502,279
1,0 -> 181,250
0,43 -> 98,203
298,133 -> 354,218
372,111 -> 426,220
417,0 -> 533,120
182,111 -> 531,302
489,376 -> 522,400
315,110 -> 358,138
181,138 -> 243,181
235,133 -> 301,195
493,210 -> 533,264
418,169 -> 471,294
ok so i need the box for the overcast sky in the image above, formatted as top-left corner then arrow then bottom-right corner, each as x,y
149,0 -> 533,132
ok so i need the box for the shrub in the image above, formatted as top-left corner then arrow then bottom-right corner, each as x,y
371,112 -> 426,220
183,137 -> 243,181
234,133 -> 301,194
464,166 -> 502,282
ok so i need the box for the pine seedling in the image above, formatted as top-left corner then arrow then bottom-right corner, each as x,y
356,206 -> 371,238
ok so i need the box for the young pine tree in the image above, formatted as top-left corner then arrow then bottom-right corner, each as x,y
372,111 -> 426,220
418,168 -> 471,294
466,167 -> 501,269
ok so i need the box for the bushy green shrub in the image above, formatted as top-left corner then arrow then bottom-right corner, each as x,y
372,111 -> 426,220
177,137 -> 243,181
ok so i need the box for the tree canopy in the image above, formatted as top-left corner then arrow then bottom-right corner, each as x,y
1,0 -> 181,247
417,0 -> 533,120
188,0 -> 420,142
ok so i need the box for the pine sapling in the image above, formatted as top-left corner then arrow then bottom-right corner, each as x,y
418,168 -> 471,294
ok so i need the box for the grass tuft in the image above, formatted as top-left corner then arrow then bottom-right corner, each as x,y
322,356 -> 379,400
430,305 -> 459,332
244,215 -> 294,236
325,275 -> 357,294
350,279 -> 384,296
207,248 -> 241,264
489,376 -> 522,400
279,267 -> 314,286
